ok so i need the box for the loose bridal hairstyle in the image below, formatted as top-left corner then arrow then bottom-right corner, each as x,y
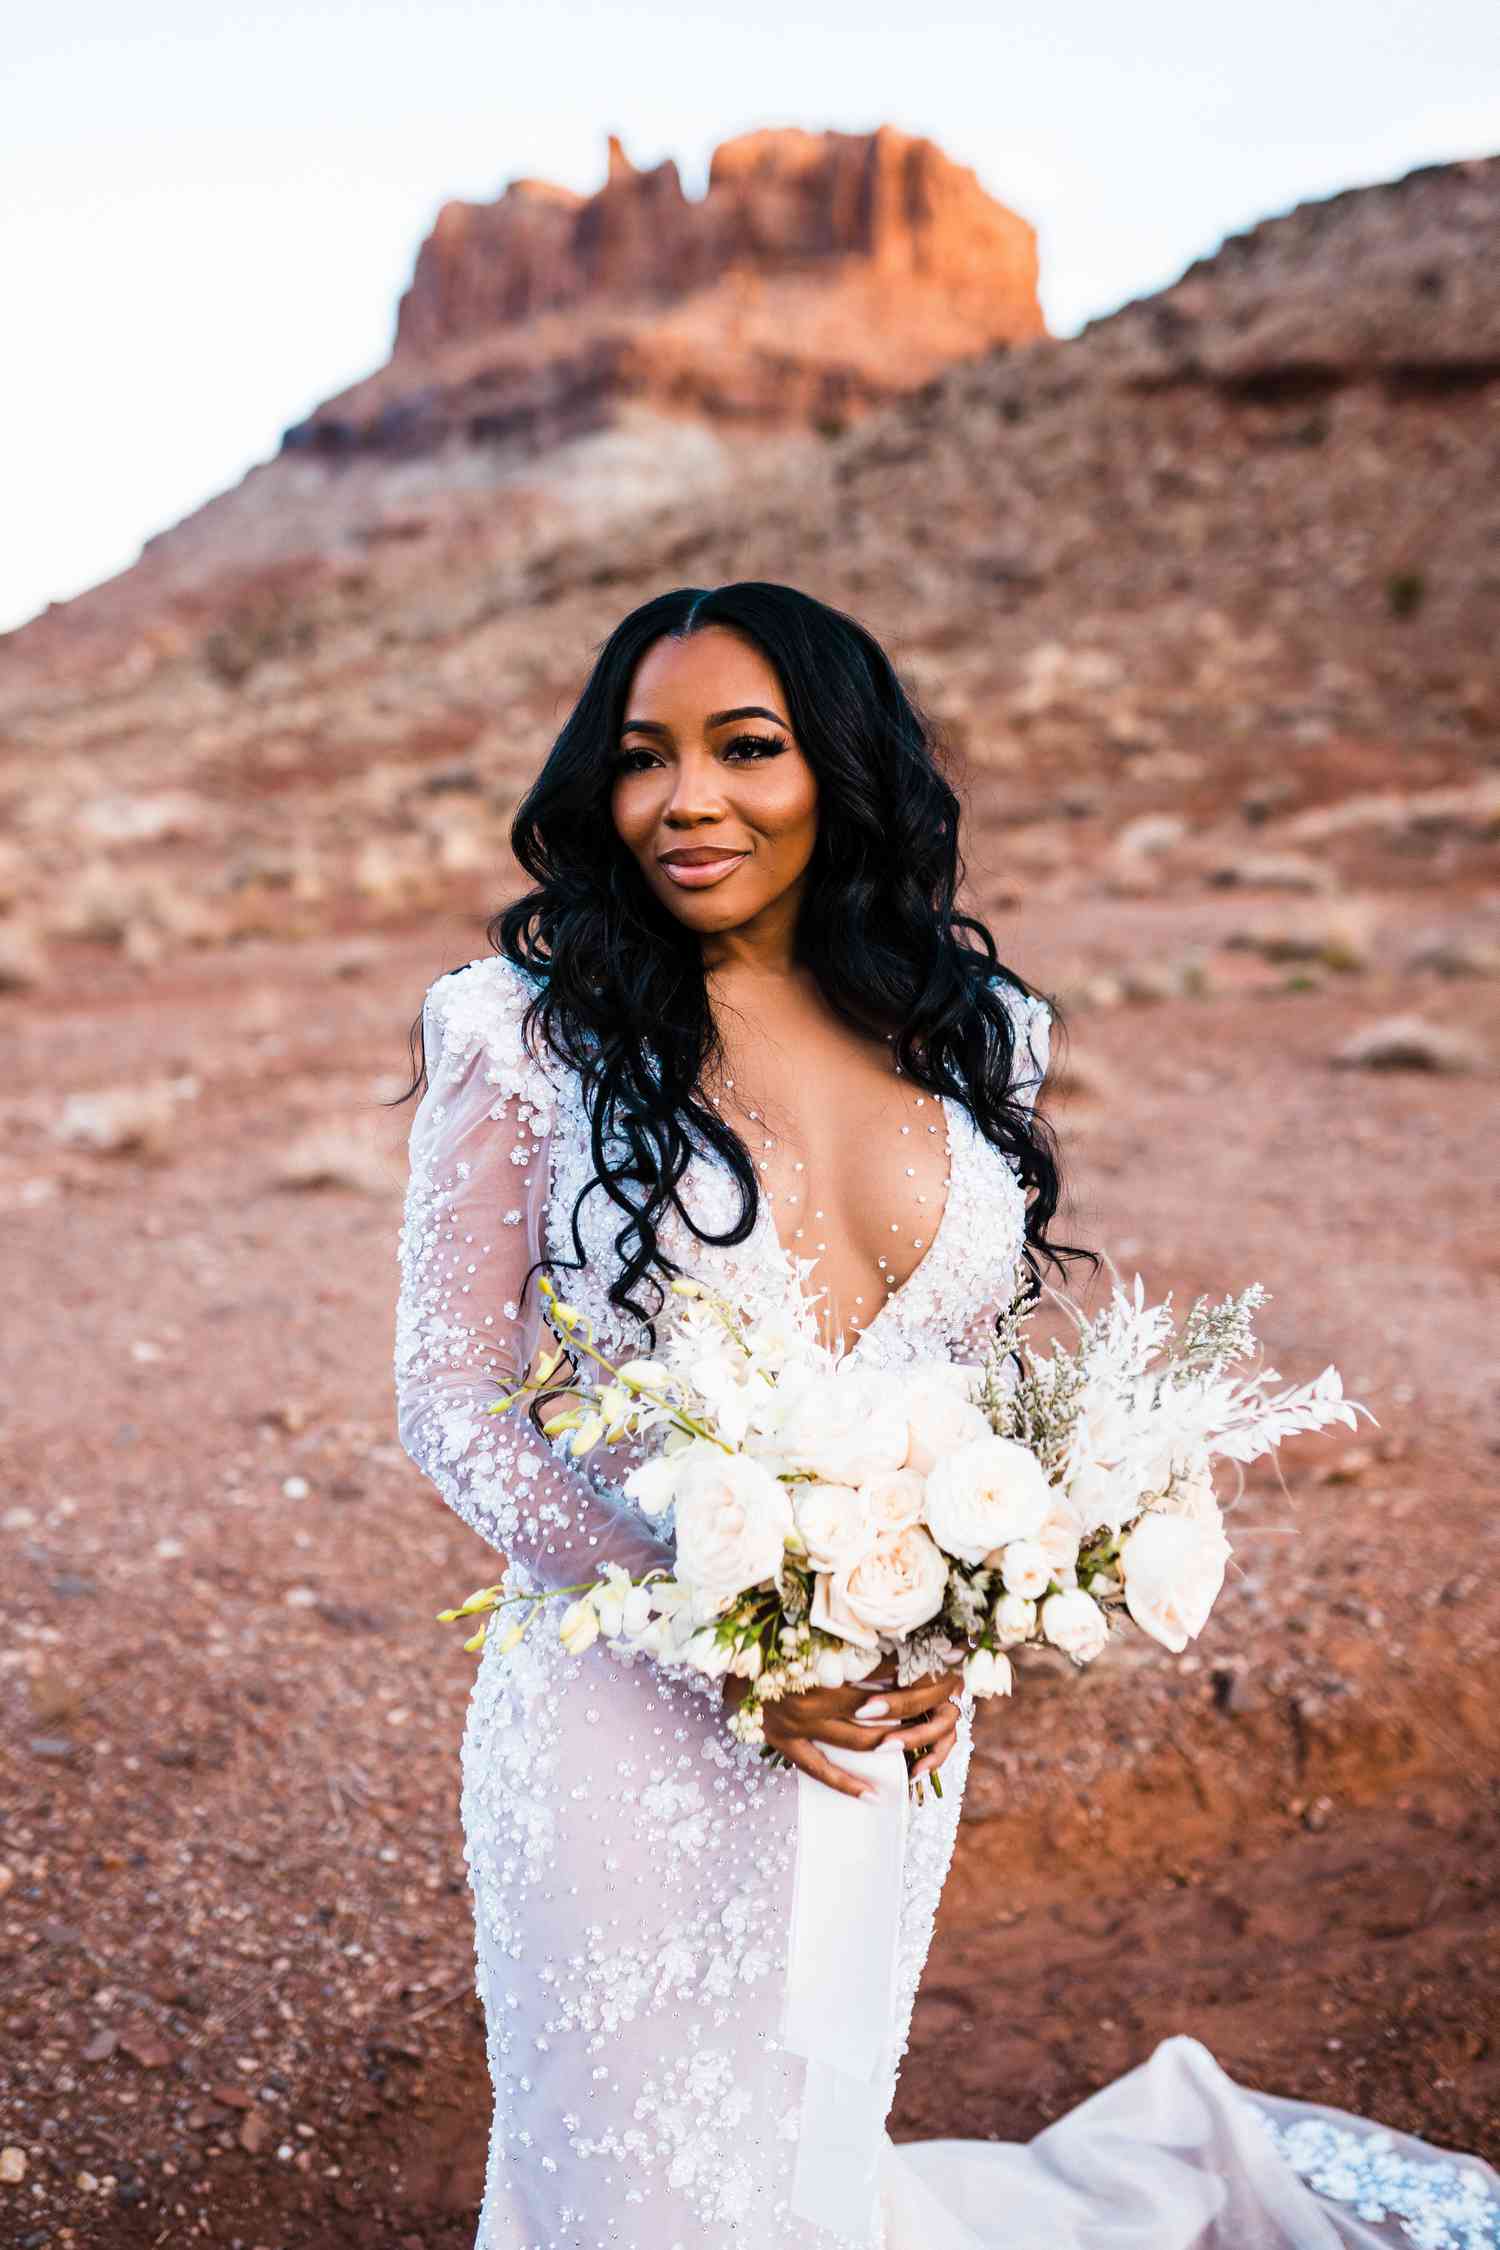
398,579 -> 1095,1347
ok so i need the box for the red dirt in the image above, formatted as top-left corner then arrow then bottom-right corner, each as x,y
3,878 -> 1497,2247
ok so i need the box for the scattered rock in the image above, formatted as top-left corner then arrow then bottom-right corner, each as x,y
0,2146 -> 26,2184
79,791 -> 205,845
1404,935 -> 1500,980
238,2110 -> 271,2155
1226,901 -> 1375,974
118,2027 -> 173,2069
1333,1015 -> 1484,1074
271,1129 -> 391,1195
0,921 -> 45,990
54,1077 -> 198,1158
1206,851 -> 1334,893
1114,814 -> 1189,860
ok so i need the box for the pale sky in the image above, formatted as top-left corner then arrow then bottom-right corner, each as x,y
5,1 -> 1498,634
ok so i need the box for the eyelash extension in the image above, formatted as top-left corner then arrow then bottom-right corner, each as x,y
723,733 -> 785,761
610,733 -> 787,774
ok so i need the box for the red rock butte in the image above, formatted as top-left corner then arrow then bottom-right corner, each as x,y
283,125 -> 1048,456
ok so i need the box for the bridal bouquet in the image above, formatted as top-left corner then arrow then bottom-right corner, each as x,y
439,1263 -> 1372,1764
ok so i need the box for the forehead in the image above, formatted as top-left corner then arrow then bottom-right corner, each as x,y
626,626 -> 785,715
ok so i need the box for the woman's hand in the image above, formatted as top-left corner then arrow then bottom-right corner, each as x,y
724,1662 -> 964,1802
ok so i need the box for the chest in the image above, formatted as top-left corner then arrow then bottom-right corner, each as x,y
542,1072 -> 1029,1372
704,1066 -> 954,1353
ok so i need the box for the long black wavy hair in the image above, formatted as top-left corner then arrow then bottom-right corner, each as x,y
401,580 -> 1093,1349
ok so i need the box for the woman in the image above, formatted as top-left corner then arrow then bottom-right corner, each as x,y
395,583 -> 1499,2249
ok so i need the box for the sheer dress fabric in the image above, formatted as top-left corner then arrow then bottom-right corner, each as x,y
395,953 -> 1500,2250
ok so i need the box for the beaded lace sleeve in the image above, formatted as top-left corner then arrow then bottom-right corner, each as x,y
994,976 -> 1052,1117
394,956 -> 677,1595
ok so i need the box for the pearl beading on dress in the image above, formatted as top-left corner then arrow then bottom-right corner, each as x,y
701,1056 -> 956,1351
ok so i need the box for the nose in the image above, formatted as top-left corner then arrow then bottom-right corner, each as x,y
661,748 -> 730,826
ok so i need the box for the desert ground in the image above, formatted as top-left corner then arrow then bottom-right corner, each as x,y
4,857 -> 1497,2245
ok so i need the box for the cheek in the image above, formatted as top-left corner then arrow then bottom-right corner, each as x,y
757,766 -> 819,849
611,777 -> 658,852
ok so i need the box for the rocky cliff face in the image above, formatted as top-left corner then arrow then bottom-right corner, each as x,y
1079,154 -> 1500,392
281,125 -> 1052,463
279,126 -> 1045,461
391,127 -> 1046,356
6,126 -> 1044,652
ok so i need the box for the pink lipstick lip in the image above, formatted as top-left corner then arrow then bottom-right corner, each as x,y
657,848 -> 748,888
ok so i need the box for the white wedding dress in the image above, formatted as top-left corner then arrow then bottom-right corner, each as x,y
395,951 -> 1499,2250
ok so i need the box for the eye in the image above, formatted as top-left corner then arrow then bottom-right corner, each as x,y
610,747 -> 659,774
722,733 -> 786,762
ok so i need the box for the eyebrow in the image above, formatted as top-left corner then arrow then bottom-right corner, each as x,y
619,705 -> 791,739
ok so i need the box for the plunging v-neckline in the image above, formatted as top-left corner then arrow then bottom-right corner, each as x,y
749,1090 -> 958,1363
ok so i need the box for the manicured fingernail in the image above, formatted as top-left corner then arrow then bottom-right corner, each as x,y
857,1698 -> 888,1717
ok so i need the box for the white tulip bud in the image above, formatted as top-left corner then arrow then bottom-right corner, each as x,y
964,1647 -> 1013,1698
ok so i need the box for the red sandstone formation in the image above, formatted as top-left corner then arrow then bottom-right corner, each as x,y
284,125 -> 1047,456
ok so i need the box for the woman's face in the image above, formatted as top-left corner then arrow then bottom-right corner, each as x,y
609,626 -> 819,940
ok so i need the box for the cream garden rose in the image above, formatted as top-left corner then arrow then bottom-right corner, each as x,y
997,1537 -> 1052,1601
993,1591 -> 1037,1645
754,1364 -> 911,1486
792,1481 -> 874,1574
811,1525 -> 949,1646
809,1565 -> 879,1651
922,1436 -> 1051,1565
1040,1586 -> 1110,1663
1117,1511 -> 1231,1653
902,1366 -> 992,1476
840,1525 -> 950,1639
861,1466 -> 926,1534
672,1451 -> 794,1609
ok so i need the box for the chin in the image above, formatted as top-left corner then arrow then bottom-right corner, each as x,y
656,877 -> 769,931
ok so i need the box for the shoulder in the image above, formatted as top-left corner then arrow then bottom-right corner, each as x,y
421,953 -> 561,1117
985,970 -> 1051,1053
984,970 -> 1052,1107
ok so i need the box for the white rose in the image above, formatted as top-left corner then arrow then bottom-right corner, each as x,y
1118,1511 -> 1230,1653
809,1568 -> 880,1651
813,1646 -> 848,1686
902,1368 -> 992,1476
1040,1587 -> 1110,1663
997,1537 -> 1052,1601
1034,1504 -> 1082,1578
964,1647 -> 1013,1698
792,1481 -> 875,1573
672,1450 -> 794,1607
763,1365 -> 911,1485
993,1592 -> 1037,1645
922,1437 -> 1051,1566
839,1525 -> 950,1638
861,1466 -> 926,1534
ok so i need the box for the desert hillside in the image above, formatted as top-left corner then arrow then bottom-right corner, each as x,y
1,142 -> 1497,2247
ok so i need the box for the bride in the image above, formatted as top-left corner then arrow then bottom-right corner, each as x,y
395,581 -> 1499,2249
